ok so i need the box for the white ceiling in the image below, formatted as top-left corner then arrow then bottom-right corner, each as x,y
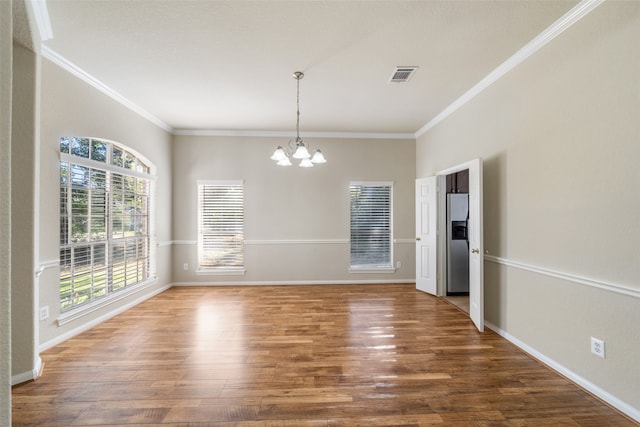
42,0 -> 579,135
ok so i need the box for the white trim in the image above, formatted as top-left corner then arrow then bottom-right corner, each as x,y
197,179 -> 244,186
28,0 -> 53,41
436,158 -> 479,177
38,45 -> 415,141
60,135 -> 157,176
172,279 -> 415,287
485,255 -> 640,299
35,1 -> 603,142
348,267 -> 396,274
57,277 -> 159,326
415,0 -> 605,138
485,321 -> 640,423
393,239 -> 415,244
42,283 -> 171,352
35,258 -> 59,278
173,240 -> 197,245
154,238 -> 413,246
244,239 -> 348,245
196,268 -> 246,276
11,356 -> 42,386
174,129 -> 415,140
40,46 -> 173,133
350,180 -> 394,187
60,151 -> 157,182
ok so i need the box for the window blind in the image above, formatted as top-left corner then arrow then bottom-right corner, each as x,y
350,183 -> 392,268
59,137 -> 152,311
198,182 -> 244,269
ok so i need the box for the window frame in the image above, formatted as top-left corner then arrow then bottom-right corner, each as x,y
349,181 -> 395,273
196,180 -> 246,275
58,136 -> 157,321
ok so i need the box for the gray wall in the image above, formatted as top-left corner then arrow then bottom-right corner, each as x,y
11,40 -> 38,382
172,135 -> 416,284
1,0 -> 13,422
37,58 -> 174,348
416,1 -> 639,410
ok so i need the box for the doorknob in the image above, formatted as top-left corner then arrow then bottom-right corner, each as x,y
415,237 -> 421,241
471,248 -> 480,254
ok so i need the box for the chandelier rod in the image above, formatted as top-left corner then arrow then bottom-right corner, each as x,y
294,71 -> 303,142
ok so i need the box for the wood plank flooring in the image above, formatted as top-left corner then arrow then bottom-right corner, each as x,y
12,284 -> 638,426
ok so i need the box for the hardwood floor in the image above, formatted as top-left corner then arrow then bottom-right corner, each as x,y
12,284 -> 637,426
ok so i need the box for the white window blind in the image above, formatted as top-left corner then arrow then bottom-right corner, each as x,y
350,183 -> 393,269
59,137 -> 153,312
198,181 -> 244,269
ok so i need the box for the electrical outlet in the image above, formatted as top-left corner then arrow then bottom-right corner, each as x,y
396,261 -> 402,269
183,263 -> 188,271
591,336 -> 606,359
39,306 -> 49,321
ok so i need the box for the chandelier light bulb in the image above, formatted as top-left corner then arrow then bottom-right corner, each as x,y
299,158 -> 314,168
311,150 -> 326,164
270,147 -> 287,161
277,157 -> 292,166
292,144 -> 311,159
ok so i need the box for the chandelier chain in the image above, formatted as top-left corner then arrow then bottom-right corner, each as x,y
296,75 -> 301,141
270,70 -> 325,167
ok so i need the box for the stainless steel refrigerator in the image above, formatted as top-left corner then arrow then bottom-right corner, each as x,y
447,193 -> 469,294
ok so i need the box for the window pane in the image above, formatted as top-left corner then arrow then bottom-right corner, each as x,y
71,137 -> 90,158
112,147 -> 123,167
91,139 -> 108,162
198,183 -> 244,268
59,248 -> 73,310
60,137 -> 70,154
92,243 -> 108,298
59,137 -> 153,312
60,163 -> 69,245
350,184 -> 392,268
124,152 -> 135,170
71,164 -> 89,188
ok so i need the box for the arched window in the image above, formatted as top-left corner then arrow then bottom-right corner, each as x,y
59,137 -> 154,311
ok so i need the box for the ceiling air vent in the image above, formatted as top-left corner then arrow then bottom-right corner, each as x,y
388,66 -> 418,83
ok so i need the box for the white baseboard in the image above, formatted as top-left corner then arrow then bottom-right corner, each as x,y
11,356 -> 42,386
485,321 -> 640,423
172,279 -> 415,287
39,284 -> 171,352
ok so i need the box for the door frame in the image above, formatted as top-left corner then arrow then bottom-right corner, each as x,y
435,160 -> 477,297
416,158 -> 483,331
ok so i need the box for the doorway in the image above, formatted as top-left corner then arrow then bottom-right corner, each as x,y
416,158 -> 484,331
445,170 -> 470,314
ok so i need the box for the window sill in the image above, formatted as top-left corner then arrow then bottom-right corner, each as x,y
57,277 -> 158,326
348,267 -> 396,274
196,268 -> 246,276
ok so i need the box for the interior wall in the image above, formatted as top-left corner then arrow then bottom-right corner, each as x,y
416,1 -> 639,412
11,41 -> 37,381
172,135 -> 416,284
0,0 -> 13,422
38,58 -> 174,348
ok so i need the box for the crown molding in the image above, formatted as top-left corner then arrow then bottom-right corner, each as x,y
41,45 -> 174,133
39,0 -> 603,140
41,43 -> 411,140
174,129 -> 415,140
28,0 -> 53,41
415,0 -> 605,138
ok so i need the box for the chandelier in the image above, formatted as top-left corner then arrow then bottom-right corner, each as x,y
270,71 -> 326,167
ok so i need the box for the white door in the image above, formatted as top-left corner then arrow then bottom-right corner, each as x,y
467,159 -> 484,332
415,176 -> 437,295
